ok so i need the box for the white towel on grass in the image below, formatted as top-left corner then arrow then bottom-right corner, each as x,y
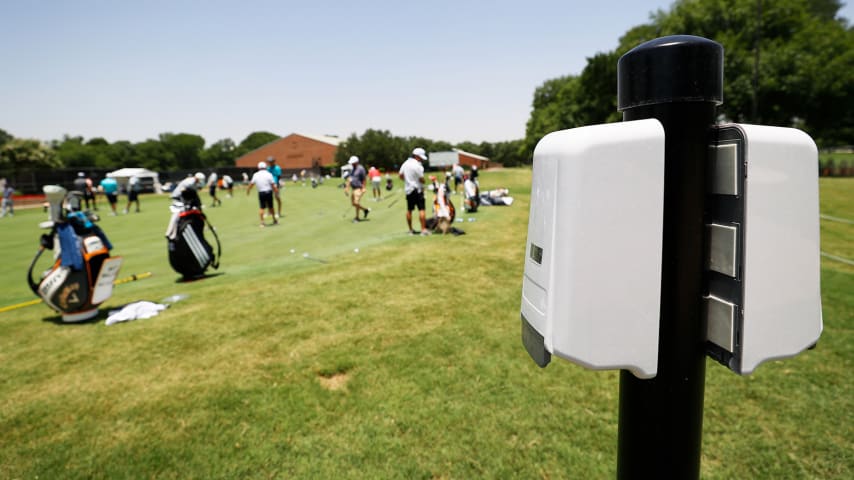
106,301 -> 168,326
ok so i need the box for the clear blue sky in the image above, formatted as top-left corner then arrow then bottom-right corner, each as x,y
1,1 -> 851,146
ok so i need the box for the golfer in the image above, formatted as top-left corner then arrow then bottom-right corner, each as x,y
399,147 -> 429,235
267,157 -> 283,219
347,156 -> 370,222
247,161 -> 278,227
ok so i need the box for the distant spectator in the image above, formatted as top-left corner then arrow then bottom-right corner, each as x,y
73,172 -> 88,199
452,163 -> 464,194
207,171 -> 222,207
267,157 -> 283,218
85,174 -> 97,210
123,174 -> 142,213
222,174 -> 234,198
347,156 -> 370,222
1,182 -> 14,217
368,165 -> 382,200
99,176 -> 119,216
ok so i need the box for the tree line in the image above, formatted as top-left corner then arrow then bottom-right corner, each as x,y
0,129 -> 281,177
523,0 -> 853,158
0,125 -> 526,179
2,0 -> 850,176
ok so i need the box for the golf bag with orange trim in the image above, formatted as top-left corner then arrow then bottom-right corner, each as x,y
27,186 -> 122,322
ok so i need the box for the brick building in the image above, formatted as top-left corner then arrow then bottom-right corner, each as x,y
235,133 -> 341,174
428,149 -> 491,170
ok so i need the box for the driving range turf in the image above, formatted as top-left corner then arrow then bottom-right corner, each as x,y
1,170 -> 852,478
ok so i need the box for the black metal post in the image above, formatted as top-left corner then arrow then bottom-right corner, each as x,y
615,36 -> 723,479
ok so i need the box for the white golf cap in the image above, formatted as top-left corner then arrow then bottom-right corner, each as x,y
412,147 -> 427,160
348,155 -> 359,165
195,172 -> 206,182
258,161 -> 267,169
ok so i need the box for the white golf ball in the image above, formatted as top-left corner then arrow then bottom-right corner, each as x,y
354,248 -> 359,253
303,252 -> 309,258
290,249 -> 295,254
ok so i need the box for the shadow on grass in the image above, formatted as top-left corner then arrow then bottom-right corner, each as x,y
175,272 -> 226,284
40,310 -> 104,326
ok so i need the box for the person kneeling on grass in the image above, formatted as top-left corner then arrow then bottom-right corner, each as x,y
247,161 -> 278,227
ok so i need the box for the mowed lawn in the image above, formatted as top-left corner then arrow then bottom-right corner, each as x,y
0,170 -> 851,479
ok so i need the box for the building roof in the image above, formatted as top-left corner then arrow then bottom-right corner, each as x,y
294,133 -> 343,147
453,148 -> 489,161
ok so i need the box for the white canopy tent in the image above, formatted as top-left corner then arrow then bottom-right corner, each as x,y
106,168 -> 162,194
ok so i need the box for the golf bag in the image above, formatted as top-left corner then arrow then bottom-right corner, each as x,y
167,208 -> 221,279
27,186 -> 122,322
427,183 -> 464,235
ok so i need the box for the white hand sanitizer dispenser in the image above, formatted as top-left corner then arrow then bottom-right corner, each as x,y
705,124 -> 822,374
521,119 -> 665,379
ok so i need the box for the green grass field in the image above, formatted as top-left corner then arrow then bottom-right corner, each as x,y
1,171 -> 851,479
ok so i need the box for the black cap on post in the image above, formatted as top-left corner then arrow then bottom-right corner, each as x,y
618,35 -> 724,111
616,35 -> 724,480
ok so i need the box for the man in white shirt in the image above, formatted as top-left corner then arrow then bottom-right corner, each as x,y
398,147 -> 429,235
463,174 -> 479,212
246,161 -> 279,227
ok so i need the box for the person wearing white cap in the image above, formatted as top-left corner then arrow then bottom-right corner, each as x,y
165,172 -> 206,238
247,161 -> 278,227
398,147 -> 429,235
171,172 -> 206,207
346,156 -> 370,222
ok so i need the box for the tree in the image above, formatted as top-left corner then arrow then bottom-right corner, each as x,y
159,133 -> 205,170
0,138 -> 61,174
55,136 -> 95,168
132,139 -> 175,171
0,128 -> 12,147
336,129 -> 408,171
524,0 -> 854,152
106,141 -> 135,169
201,138 -> 237,168
522,75 -> 583,161
236,131 -> 280,158
488,139 -> 526,167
